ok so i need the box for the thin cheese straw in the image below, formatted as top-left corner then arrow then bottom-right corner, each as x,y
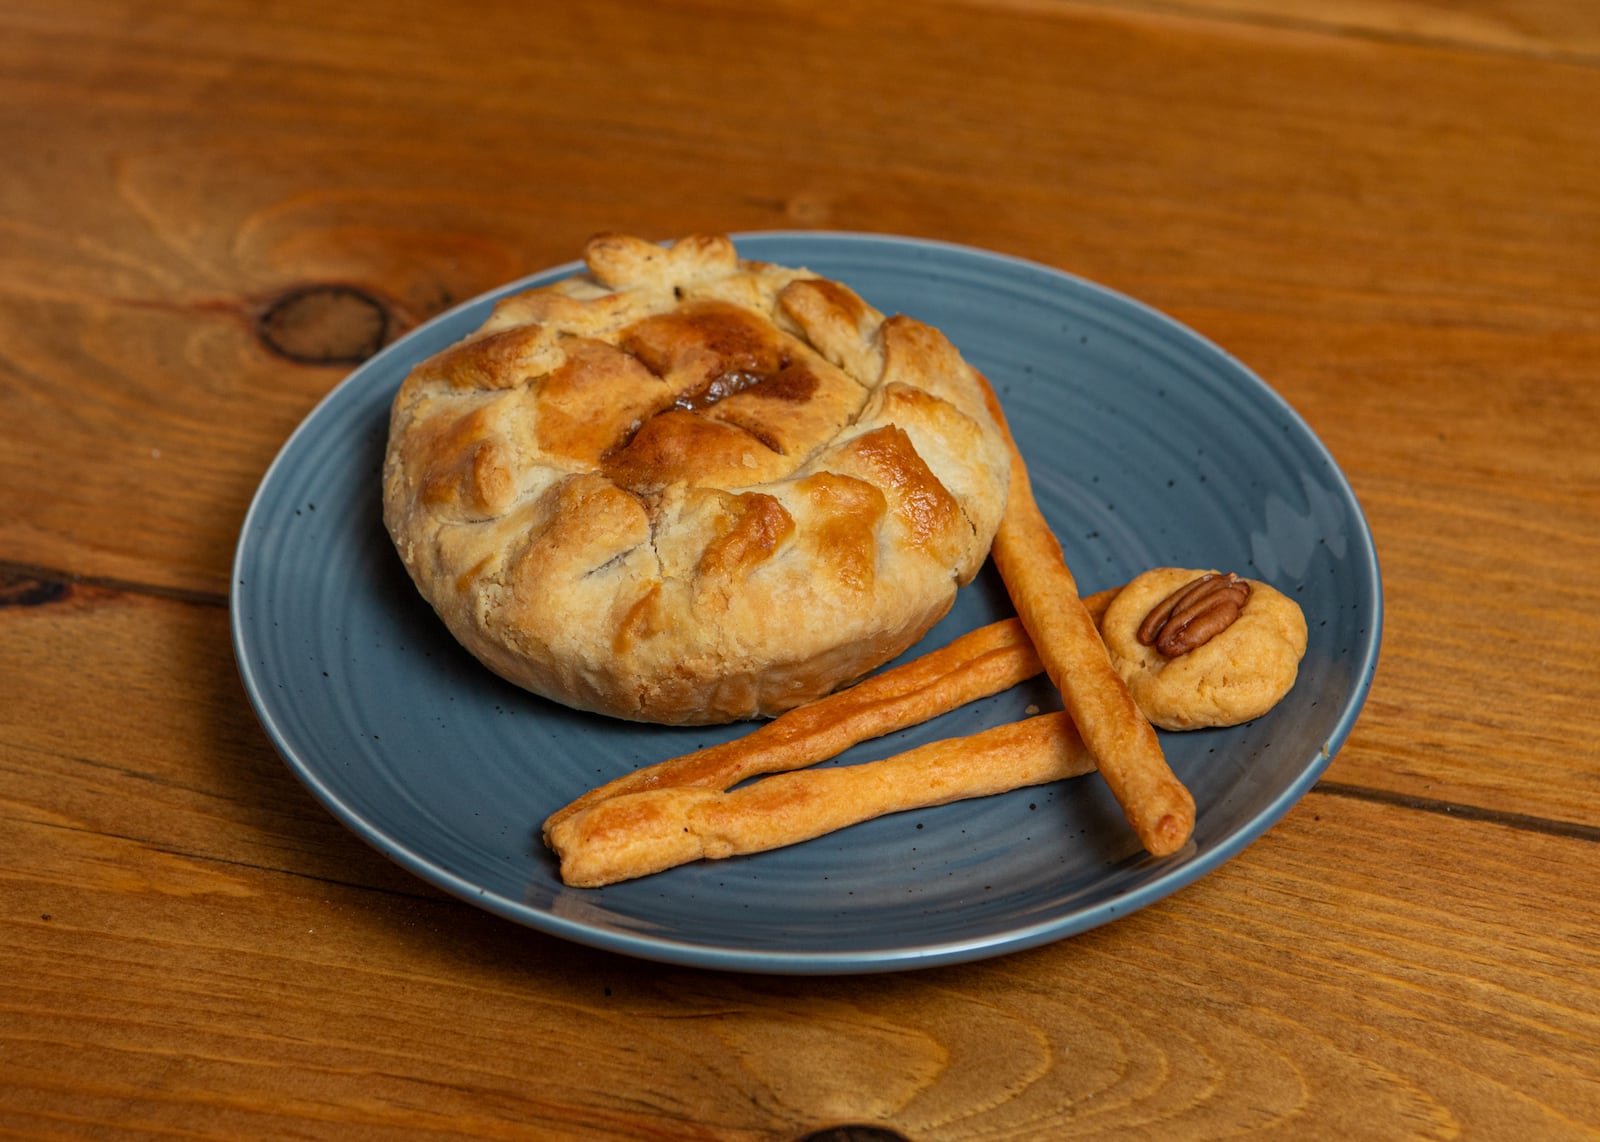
547,713 -> 1097,888
980,381 -> 1195,856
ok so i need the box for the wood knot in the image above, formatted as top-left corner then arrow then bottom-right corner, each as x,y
0,568 -> 71,607
797,1128 -> 911,1142
259,285 -> 389,365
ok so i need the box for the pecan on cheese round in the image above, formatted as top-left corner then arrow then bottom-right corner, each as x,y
382,233 -> 1011,724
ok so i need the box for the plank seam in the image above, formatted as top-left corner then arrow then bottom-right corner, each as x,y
12,559 -> 1594,846
9,814 -> 451,904
1012,0 -> 1600,71
1312,781 -> 1600,842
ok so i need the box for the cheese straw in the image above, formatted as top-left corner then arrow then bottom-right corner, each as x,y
546,713 -> 1096,888
979,380 -> 1195,856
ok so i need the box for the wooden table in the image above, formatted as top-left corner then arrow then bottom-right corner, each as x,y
5,1 -> 1598,1136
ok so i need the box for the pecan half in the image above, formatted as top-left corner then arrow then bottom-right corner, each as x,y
1137,572 -> 1252,657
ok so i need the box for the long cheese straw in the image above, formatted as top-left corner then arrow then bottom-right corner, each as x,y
546,713 -> 1097,887
979,380 -> 1195,856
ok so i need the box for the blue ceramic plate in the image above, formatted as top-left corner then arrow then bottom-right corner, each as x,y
232,233 -> 1381,974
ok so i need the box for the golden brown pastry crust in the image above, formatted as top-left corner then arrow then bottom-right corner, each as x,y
1100,567 -> 1308,730
382,234 -> 1010,724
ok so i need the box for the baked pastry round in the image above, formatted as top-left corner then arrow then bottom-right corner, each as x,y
382,233 -> 1010,725
1100,567 -> 1308,730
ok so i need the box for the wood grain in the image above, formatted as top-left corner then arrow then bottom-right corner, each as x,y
4,572 -> 1599,1137
5,0 -> 1600,1135
0,577 -> 429,897
4,0 -> 1597,589
1057,0 -> 1600,58
5,740 -> 1597,1137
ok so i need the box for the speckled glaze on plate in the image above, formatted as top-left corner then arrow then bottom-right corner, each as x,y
231,233 -> 1381,974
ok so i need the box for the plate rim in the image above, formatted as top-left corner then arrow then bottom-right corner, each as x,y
230,230 -> 1384,974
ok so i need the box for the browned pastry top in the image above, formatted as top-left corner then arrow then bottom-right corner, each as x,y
382,233 -> 1010,724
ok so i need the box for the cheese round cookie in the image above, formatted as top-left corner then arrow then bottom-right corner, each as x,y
1100,567 -> 1308,730
382,233 -> 1010,725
